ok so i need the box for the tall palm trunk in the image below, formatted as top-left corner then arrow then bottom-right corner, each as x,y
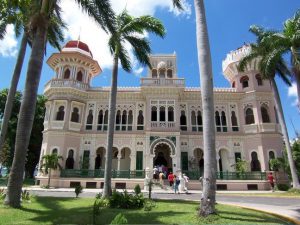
270,78 -> 300,188
295,71 -> 300,110
103,53 -> 119,197
0,33 -> 28,153
194,0 -> 217,216
47,169 -> 51,187
5,1 -> 49,207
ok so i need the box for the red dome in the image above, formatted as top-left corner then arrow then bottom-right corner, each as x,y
63,40 -> 93,57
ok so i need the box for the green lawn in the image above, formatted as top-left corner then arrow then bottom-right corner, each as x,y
0,197 -> 290,225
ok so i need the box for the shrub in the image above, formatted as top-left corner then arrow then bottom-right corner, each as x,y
134,184 -> 141,195
75,185 -> 83,198
110,213 -> 128,225
21,189 -> 31,201
0,189 -> 6,200
287,188 -> 300,194
276,183 -> 290,191
109,189 -> 145,209
144,199 -> 156,211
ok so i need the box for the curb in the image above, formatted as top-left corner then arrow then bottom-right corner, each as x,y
220,202 -> 300,225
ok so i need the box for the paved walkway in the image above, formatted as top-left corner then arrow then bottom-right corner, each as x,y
12,186 -> 300,224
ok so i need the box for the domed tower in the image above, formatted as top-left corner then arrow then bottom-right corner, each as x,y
43,40 -> 101,132
222,45 -> 271,92
46,40 -> 101,90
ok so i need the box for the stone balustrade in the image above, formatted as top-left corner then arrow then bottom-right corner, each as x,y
141,78 -> 185,87
44,79 -> 89,92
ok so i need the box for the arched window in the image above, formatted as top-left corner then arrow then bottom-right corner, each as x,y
97,110 -> 104,131
256,74 -> 263,86
86,110 -> 93,130
160,106 -> 165,121
63,68 -> 70,79
115,110 -> 121,130
232,81 -> 236,88
180,111 -> 187,131
137,110 -> 144,130
159,69 -> 165,78
76,70 -> 83,82
240,76 -> 249,88
71,107 -> 79,123
221,111 -> 227,132
197,111 -> 203,132
56,106 -> 65,121
251,152 -> 261,171
152,69 -> 158,78
191,111 -> 196,131
151,106 -> 157,121
167,69 -> 172,78
231,111 -> 239,131
261,106 -> 270,123
121,110 -> 127,131
215,111 -> 221,132
128,110 -> 133,131
52,148 -> 58,155
104,110 -> 108,131
65,149 -> 74,169
245,108 -> 255,125
168,106 -> 174,122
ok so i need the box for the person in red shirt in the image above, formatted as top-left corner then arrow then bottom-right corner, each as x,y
268,172 -> 275,192
168,172 -> 174,187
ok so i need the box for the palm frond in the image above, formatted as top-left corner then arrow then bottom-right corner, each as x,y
125,35 -> 151,68
118,44 -> 131,72
172,0 -> 184,10
0,20 -> 7,39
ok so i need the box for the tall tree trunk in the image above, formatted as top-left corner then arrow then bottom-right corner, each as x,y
194,0 -> 217,216
5,1 -> 49,207
103,53 -> 119,197
47,169 -> 51,187
0,33 -> 28,153
270,78 -> 300,188
295,71 -> 300,111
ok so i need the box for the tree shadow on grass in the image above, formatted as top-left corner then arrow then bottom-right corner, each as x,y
19,197 -> 95,224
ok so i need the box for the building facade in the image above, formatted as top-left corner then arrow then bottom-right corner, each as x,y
37,41 -> 283,188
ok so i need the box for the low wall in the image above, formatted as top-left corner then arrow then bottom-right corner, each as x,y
36,176 -> 272,190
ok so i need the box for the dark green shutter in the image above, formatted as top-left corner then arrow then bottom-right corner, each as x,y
136,151 -> 143,170
181,152 -> 188,171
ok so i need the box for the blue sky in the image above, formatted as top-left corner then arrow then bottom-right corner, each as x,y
0,0 -> 299,138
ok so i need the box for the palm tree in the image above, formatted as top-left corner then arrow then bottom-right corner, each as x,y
172,0 -> 217,216
0,1 -> 65,155
40,153 -> 63,187
102,10 -> 165,197
5,0 -> 115,208
238,25 -> 300,189
267,10 -> 300,108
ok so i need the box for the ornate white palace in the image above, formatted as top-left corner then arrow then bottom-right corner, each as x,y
37,41 -> 284,190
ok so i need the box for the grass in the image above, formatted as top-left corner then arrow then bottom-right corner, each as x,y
0,197 -> 290,225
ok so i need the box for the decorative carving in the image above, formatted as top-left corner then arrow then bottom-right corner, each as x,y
166,136 -> 176,146
150,136 -> 160,145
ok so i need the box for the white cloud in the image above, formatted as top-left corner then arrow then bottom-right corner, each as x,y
60,0 -> 192,71
288,83 -> 298,106
0,24 -> 18,57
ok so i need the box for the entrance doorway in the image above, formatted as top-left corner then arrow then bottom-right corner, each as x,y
194,148 -> 204,175
153,143 -> 172,171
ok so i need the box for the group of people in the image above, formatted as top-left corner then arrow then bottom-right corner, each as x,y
153,166 -> 189,194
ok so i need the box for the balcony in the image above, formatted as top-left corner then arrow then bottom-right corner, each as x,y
150,121 -> 176,131
141,78 -> 185,87
243,124 -> 258,134
69,122 -> 82,131
44,79 -> 89,92
50,121 -> 64,129
259,123 -> 277,133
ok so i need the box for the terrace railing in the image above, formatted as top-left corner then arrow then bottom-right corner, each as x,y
60,169 -> 145,179
182,171 -> 266,180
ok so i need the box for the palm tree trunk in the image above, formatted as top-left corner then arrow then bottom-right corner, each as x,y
5,2 -> 49,207
295,71 -> 300,111
48,169 -> 51,187
270,78 -> 300,188
103,53 -> 119,197
0,33 -> 27,153
194,0 -> 217,216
